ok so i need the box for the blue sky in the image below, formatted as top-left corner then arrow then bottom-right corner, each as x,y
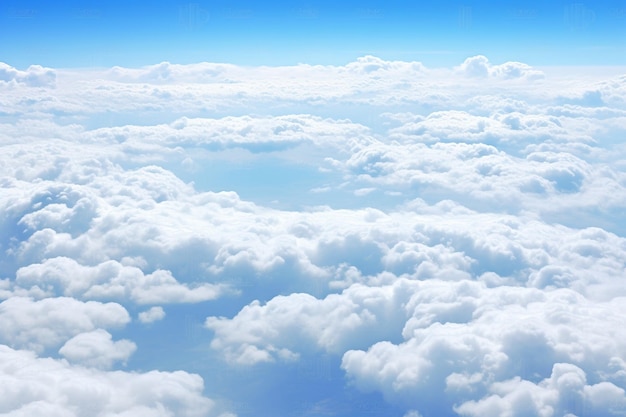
2,0 -> 625,67
2,2 -> 626,417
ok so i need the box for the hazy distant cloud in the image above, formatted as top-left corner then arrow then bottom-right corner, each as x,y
107,61 -> 238,84
85,114 -> 376,154
0,55 -> 561,121
596,74 -> 626,106
344,55 -> 427,75
387,110 -> 570,146
457,55 -> 545,80
490,61 -> 545,81
105,56 -> 426,85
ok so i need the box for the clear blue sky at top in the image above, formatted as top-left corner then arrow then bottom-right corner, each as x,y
1,0 -> 625,68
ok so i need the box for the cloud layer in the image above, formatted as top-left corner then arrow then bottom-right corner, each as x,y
1,55 -> 625,417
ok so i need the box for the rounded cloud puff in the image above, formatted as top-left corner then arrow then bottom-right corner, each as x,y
16,257 -> 226,304
0,297 -> 130,353
457,55 -> 545,80
0,62 -> 56,87
339,284 -> 626,416
0,344 -> 218,417
139,306 -> 166,323
59,329 -> 136,369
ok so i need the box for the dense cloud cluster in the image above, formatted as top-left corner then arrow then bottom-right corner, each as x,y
1,56 -> 625,416
0,344 -> 217,417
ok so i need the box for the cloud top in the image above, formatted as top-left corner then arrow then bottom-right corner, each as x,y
457,55 -> 545,80
1,54 -> 625,417
0,62 -> 56,87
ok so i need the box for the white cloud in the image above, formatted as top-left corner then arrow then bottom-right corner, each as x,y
15,257 -> 225,305
0,55 -> 567,121
0,62 -> 56,87
490,61 -> 545,81
59,329 -> 136,369
84,114 -> 376,154
0,297 -> 130,353
454,363 -> 626,417
205,245 -> 626,412
139,306 -> 166,323
341,284 -> 626,415
344,55 -> 427,75
2,55 -> 626,417
5,144 -> 625,301
458,55 -> 490,77
106,61 -> 239,84
205,281 -> 414,364
0,344 -> 220,417
456,55 -> 545,80
338,137 -> 626,228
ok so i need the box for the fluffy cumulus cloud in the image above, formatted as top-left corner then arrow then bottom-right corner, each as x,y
0,344 -> 221,417
341,284 -> 626,415
59,329 -> 136,369
15,257 -> 225,304
139,306 -> 166,323
2,55 -> 626,417
0,296 -> 130,353
205,281 -> 413,364
0,62 -> 56,87
344,55 -> 427,75
455,363 -> 626,417
456,55 -> 545,80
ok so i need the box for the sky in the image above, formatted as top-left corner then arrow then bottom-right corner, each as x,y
1,0 -> 626,67
1,1 -> 626,417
